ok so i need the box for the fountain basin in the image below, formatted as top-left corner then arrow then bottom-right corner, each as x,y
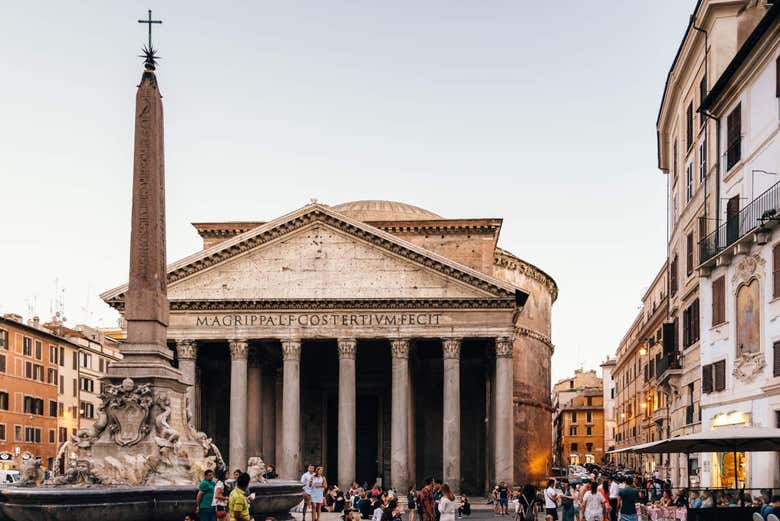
0,480 -> 302,521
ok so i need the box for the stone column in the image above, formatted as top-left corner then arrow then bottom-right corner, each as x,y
229,339 -> 249,471
442,338 -> 461,491
247,349 -> 263,458
281,339 -> 302,479
175,339 -> 198,424
391,338 -> 410,492
337,338 -> 357,490
494,337 -> 514,485
262,365 -> 277,463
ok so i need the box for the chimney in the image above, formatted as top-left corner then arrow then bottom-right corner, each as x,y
738,0 -> 770,48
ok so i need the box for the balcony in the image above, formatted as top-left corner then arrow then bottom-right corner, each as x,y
699,179 -> 780,267
655,353 -> 682,387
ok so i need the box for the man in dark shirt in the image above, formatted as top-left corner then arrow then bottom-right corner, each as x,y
617,477 -> 640,521
497,482 -> 509,515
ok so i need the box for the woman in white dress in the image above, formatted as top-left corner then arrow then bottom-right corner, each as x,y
309,466 -> 328,521
581,483 -> 606,521
438,484 -> 458,521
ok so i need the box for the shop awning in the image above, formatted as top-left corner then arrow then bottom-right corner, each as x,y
630,426 -> 780,453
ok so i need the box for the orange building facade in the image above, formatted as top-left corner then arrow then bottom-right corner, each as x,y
0,315 -> 62,471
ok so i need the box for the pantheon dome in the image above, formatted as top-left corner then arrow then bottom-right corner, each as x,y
331,200 -> 443,221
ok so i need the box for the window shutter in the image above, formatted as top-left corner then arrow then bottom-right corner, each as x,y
712,277 -> 725,325
692,299 -> 700,343
776,55 -> 780,98
687,233 -> 694,275
774,341 -> 780,377
728,105 -> 741,144
702,364 -> 713,393
714,360 -> 726,391
774,244 -> 780,298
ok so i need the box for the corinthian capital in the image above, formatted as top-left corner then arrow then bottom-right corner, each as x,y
338,338 -> 357,359
390,338 -> 410,359
495,337 -> 513,358
282,339 -> 302,361
229,339 -> 249,360
442,338 -> 462,359
175,339 -> 198,360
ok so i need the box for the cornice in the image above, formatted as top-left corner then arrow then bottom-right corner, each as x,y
514,326 -> 555,353
106,297 -> 516,312
494,248 -> 558,302
105,207 -> 518,306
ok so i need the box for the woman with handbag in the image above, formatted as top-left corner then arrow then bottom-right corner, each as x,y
212,468 -> 231,520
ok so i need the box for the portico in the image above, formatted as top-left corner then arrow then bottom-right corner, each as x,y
102,200 -> 558,492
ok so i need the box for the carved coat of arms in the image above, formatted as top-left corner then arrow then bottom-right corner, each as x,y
104,378 -> 154,447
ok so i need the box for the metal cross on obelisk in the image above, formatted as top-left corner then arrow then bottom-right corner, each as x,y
138,9 -> 162,49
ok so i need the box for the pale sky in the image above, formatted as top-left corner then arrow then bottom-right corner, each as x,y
0,1 -> 694,385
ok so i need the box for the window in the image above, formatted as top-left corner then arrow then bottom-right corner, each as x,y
571,411 -> 577,423
0,329 -> 7,349
569,426 -> 577,436
59,375 -> 64,394
586,442 -> 593,453
79,377 -> 94,393
34,341 -> 42,360
699,138 -> 707,182
48,400 -> 57,417
703,361 -> 727,393
23,396 -> 44,415
571,443 -> 578,452
586,410 -> 593,423
569,380 -> 574,389
774,244 -> 780,299
48,429 -> 55,444
700,75 -> 707,127
686,162 -> 694,201
686,233 -> 694,275
712,276 -> 726,325
726,104 -> 741,171
72,378 -> 77,397
683,299 -> 700,348
58,402 -> 63,417
99,358 -> 104,373
58,427 -> 67,443
24,427 -> 41,443
0,392 -> 7,410
49,345 -> 57,364
72,352 -> 77,370
587,396 -> 592,406
14,426 -> 21,442
47,368 -> 56,385
23,337 -> 32,356
670,256 -> 679,296
80,352 -> 92,369
58,346 -> 64,367
673,140 -> 678,181
80,402 -> 94,419
673,193 -> 678,226
774,341 -> 780,377
0,424 -> 5,441
0,354 -> 5,373
586,426 -> 592,436
686,102 -> 694,150
24,361 -> 32,379
33,364 -> 43,382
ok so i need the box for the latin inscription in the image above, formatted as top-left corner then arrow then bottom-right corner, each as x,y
195,313 -> 443,328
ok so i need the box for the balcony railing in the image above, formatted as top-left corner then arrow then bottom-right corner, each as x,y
699,179 -> 780,264
655,353 -> 681,379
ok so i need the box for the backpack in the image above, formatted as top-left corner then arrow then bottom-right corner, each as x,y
520,497 -> 534,521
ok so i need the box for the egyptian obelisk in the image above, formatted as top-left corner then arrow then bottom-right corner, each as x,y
109,51 -> 180,381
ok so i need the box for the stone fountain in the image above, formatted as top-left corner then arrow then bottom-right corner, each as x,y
0,17 -> 301,521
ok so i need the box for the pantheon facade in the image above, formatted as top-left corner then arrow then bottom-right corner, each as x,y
102,200 -> 556,493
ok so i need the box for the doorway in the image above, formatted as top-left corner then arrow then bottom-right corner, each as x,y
355,394 -> 380,486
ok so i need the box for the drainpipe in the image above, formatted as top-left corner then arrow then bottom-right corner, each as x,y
693,22 -> 709,226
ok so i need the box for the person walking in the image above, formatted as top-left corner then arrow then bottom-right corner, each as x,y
497,482 -> 510,516
437,484 -> 457,521
196,469 -> 217,521
407,487 -> 418,521
582,484 -> 607,521
607,479 -> 619,521
559,481 -> 575,521
616,477 -> 639,521
301,464 -> 315,521
309,466 -> 328,521
544,479 -> 559,521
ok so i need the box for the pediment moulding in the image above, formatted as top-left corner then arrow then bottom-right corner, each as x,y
103,206 -> 521,307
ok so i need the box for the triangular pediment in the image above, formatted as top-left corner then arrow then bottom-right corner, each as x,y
101,204 -> 518,307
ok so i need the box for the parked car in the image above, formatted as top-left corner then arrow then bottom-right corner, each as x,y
0,470 -> 20,485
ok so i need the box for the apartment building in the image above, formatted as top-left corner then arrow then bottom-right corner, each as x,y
552,369 -> 603,466
600,356 -> 617,457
